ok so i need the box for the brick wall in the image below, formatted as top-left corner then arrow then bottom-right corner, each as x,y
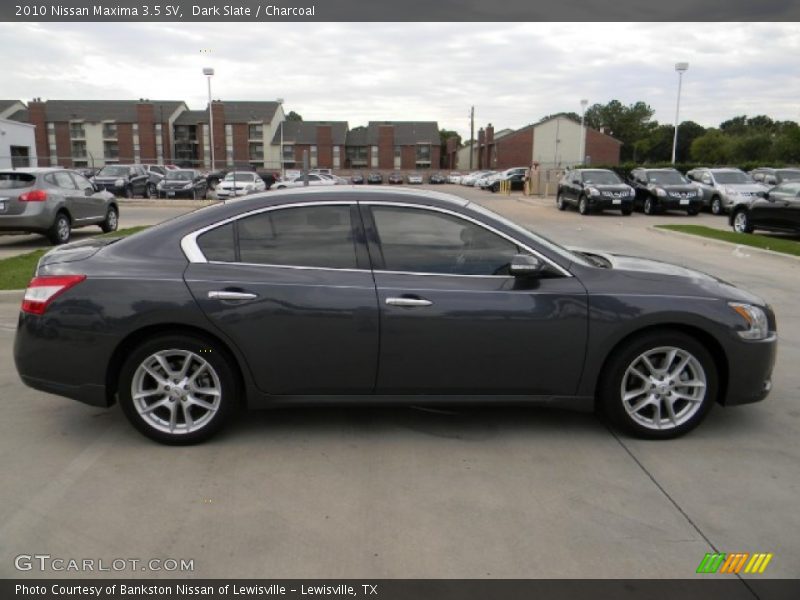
211,102 -> 225,169
495,127 -> 533,169
54,122 -> 71,167
377,125 -> 394,170
317,125 -> 333,167
27,101 -> 49,162
400,145 -> 415,170
117,123 -> 134,163
136,103 -> 155,162
232,123 -> 249,164
585,128 -> 621,165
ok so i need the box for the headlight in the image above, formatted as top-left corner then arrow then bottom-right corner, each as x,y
655,188 -> 667,197
628,186 -> 636,196
115,178 -> 124,187
586,186 -> 600,196
157,181 -> 163,189
729,302 -> 769,340
183,183 -> 193,189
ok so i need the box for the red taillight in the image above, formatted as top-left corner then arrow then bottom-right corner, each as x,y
19,189 -> 48,202
21,275 -> 86,315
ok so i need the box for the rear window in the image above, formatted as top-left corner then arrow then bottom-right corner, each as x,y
0,172 -> 36,189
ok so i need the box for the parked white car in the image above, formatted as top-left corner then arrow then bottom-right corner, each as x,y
461,170 -> 492,186
215,172 -> 267,199
407,172 -> 423,184
476,172 -> 497,189
273,174 -> 338,189
448,172 -> 462,184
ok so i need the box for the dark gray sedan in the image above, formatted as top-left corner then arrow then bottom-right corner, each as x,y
14,188 -> 777,444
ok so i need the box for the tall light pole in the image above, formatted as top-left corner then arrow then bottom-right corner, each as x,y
671,62 -> 689,164
579,98 -> 588,164
203,67 -> 215,170
277,97 -> 285,179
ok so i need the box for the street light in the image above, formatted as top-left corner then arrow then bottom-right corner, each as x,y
203,67 -> 215,170
671,62 -> 689,164
277,97 -> 285,179
579,98 -> 588,164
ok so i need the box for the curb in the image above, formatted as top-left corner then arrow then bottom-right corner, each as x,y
650,227 -> 800,264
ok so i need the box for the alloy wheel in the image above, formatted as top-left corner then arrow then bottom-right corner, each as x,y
620,346 -> 707,431
131,349 -> 222,435
734,211 -> 751,233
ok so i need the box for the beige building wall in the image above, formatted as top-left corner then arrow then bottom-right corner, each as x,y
532,118 -> 584,169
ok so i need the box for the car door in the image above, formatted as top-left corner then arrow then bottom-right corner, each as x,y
70,172 -> 107,222
363,202 -> 588,396
183,201 -> 379,395
47,171 -> 89,221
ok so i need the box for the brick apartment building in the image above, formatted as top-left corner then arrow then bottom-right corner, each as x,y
7,99 -> 187,168
345,121 -> 440,171
270,121 -> 348,170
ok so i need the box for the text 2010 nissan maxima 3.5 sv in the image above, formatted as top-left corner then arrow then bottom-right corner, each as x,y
14,188 -> 777,444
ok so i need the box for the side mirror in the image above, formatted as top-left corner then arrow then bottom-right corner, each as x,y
509,254 -> 544,277
765,192 -> 773,201
85,186 -> 94,196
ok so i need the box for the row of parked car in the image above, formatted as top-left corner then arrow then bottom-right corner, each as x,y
552,166 -> 800,236
449,168 -> 529,192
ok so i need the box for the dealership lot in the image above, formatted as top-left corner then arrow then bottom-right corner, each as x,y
0,186 -> 798,580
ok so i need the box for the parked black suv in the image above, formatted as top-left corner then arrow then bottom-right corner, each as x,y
730,181 -> 800,234
629,168 -> 702,215
367,172 -> 383,184
350,172 -> 365,184
92,164 -> 150,198
557,169 -> 635,215
157,169 -> 208,199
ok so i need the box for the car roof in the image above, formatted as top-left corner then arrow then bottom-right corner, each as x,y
1,167 -> 65,174
707,168 -> 744,172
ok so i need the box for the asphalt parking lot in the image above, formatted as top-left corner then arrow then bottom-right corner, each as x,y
0,186 -> 798,581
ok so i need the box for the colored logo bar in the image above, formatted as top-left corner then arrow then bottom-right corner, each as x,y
697,553 -> 773,574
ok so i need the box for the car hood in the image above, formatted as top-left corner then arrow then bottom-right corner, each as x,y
94,176 -> 125,183
572,249 -> 766,305
587,184 -> 631,191
649,184 -> 699,193
721,183 -> 767,193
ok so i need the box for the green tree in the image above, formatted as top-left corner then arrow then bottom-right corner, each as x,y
286,111 -> 303,122
771,127 -> 800,163
584,100 -> 657,161
732,133 -> 773,162
690,129 -> 734,164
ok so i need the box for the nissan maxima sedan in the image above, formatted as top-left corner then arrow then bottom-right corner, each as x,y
14,188 -> 777,444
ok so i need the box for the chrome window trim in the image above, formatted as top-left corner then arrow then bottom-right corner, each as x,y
363,201 -> 572,277
207,260 -> 370,274
181,198 -> 572,278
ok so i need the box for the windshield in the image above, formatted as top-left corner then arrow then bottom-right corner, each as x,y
97,166 -> 129,177
224,173 -> 255,182
166,170 -> 194,181
647,171 -> 686,185
581,170 -> 622,185
466,202 -> 593,268
713,171 -> 751,184
777,170 -> 800,181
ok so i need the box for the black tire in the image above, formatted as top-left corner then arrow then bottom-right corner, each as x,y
732,209 -> 754,234
147,183 -> 157,199
124,185 -> 133,199
192,189 -> 198,200
599,331 -> 717,439
643,197 -> 656,215
710,196 -> 723,215
556,193 -> 567,211
578,195 -> 589,215
47,211 -> 71,245
117,334 -> 238,445
100,205 -> 118,233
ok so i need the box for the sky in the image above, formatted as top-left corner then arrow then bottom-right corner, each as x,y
1,21 -> 799,138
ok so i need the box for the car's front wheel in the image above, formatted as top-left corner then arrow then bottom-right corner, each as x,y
710,196 -> 723,215
600,331 -> 717,439
100,205 -> 118,233
733,209 -> 754,234
578,196 -> 589,215
147,183 -> 157,198
556,192 -> 567,211
643,197 -> 657,215
118,334 -> 237,444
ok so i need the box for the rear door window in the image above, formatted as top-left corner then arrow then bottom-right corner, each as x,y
0,172 -> 35,189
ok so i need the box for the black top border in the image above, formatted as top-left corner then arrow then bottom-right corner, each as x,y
4,0 -> 800,22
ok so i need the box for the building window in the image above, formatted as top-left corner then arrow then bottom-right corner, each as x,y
71,141 -> 87,158
346,146 -> 368,166
371,145 -> 378,167
69,122 -> 85,139
104,141 -> 119,160
282,144 -> 295,163
225,124 -> 233,166
102,123 -> 118,139
394,145 -> 401,169
73,160 -> 88,168
10,146 -> 31,168
249,143 -> 264,161
248,124 -> 263,139
310,145 -> 318,168
416,144 -> 431,168
333,146 -> 340,169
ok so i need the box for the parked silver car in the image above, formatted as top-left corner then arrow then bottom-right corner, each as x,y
686,167 -> 768,215
0,168 -> 118,244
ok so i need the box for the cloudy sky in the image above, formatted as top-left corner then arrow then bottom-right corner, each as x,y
1,22 -> 798,137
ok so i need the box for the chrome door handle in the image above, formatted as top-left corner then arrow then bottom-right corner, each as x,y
385,297 -> 433,307
208,290 -> 258,301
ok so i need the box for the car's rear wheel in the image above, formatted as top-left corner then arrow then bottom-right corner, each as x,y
643,197 -> 657,215
47,211 -> 71,245
710,196 -> 723,215
733,209 -> 754,233
147,183 -> 157,198
100,205 -> 118,233
578,196 -> 589,215
118,335 -> 237,444
124,185 -> 133,199
556,193 -> 567,211
600,331 -> 717,439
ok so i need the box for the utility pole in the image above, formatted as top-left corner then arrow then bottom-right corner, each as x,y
469,106 -> 474,170
302,149 -> 309,186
